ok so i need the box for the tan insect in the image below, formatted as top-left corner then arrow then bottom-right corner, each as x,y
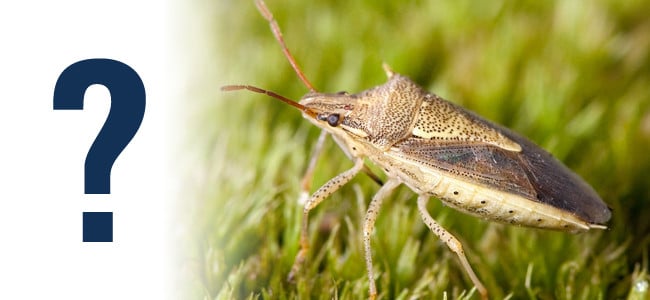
222,1 -> 612,299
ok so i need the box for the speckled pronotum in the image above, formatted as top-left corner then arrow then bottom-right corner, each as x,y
221,1 -> 612,299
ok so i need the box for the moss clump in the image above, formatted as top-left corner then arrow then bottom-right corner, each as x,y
180,0 -> 650,299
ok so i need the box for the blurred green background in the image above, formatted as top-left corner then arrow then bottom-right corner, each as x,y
179,0 -> 650,299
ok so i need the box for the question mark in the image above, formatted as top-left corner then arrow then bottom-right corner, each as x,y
53,58 -> 146,242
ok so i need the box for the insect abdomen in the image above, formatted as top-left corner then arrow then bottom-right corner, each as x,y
429,174 -> 592,232
380,152 -> 594,233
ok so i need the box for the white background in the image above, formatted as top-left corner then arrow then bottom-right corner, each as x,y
0,1 -> 178,298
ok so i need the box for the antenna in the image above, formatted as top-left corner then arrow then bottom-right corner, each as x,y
255,0 -> 317,92
221,85 -> 317,118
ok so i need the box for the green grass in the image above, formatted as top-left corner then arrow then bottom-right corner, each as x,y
180,0 -> 650,299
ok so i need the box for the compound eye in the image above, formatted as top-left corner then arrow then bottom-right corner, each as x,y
327,113 -> 341,127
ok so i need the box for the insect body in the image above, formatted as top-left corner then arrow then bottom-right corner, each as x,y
223,1 -> 611,299
301,68 -> 610,231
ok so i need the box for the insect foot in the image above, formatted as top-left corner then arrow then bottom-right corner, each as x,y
221,1 -> 611,299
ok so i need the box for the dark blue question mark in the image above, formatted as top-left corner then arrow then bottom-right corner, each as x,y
53,59 -> 145,242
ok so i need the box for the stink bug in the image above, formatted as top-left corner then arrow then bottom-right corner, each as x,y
222,1 -> 612,299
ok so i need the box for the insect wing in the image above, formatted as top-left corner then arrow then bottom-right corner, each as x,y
395,138 -> 537,199
392,121 -> 611,226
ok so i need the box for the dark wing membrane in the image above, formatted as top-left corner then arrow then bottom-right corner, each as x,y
497,125 -> 611,224
393,129 -> 611,225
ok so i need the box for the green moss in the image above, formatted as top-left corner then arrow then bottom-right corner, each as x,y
181,0 -> 650,299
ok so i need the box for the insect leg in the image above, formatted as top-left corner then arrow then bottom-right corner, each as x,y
297,130 -> 328,205
363,179 -> 401,300
288,158 -> 365,281
416,194 -> 488,300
